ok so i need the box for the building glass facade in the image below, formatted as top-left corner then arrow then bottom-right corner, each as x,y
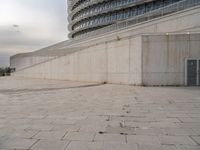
68,0 -> 190,39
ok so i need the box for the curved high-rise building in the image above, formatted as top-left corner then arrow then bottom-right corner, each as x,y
67,0 -> 189,39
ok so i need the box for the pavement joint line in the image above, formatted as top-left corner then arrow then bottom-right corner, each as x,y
29,139 -> 40,149
189,135 -> 200,145
30,130 -> 41,139
125,134 -> 128,143
92,132 -> 96,142
64,140 -> 71,150
61,131 -> 69,140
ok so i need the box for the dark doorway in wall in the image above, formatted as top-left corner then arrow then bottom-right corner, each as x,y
199,60 -> 200,85
186,59 -> 200,86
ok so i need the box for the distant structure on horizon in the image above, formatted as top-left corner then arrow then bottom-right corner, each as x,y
11,0 -> 200,86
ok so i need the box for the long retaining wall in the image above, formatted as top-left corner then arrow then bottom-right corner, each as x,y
13,33 -> 200,85
11,6 -> 200,85
13,36 -> 142,85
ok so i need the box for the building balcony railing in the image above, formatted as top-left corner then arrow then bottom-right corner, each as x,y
69,0 -> 110,19
69,0 -> 155,31
69,0 -> 200,40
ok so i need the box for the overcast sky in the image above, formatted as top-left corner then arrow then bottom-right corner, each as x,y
0,0 -> 68,67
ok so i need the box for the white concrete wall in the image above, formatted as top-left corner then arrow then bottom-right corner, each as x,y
10,56 -> 55,71
106,37 -> 142,84
142,34 -> 200,85
13,37 -> 142,85
13,33 -> 200,86
12,7 -> 200,85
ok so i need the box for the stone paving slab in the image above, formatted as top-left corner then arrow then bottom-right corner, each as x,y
66,141 -> 102,150
31,140 -> 70,150
159,135 -> 197,145
32,130 -> 67,140
64,132 -> 95,141
0,138 -> 37,149
0,77 -> 200,150
102,142 -> 138,150
94,134 -> 125,142
127,135 -> 161,145
139,144 -> 177,150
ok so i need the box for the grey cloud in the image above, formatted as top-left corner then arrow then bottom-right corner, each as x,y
0,0 -> 68,66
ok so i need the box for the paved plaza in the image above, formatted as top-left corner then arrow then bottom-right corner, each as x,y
0,77 -> 200,150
